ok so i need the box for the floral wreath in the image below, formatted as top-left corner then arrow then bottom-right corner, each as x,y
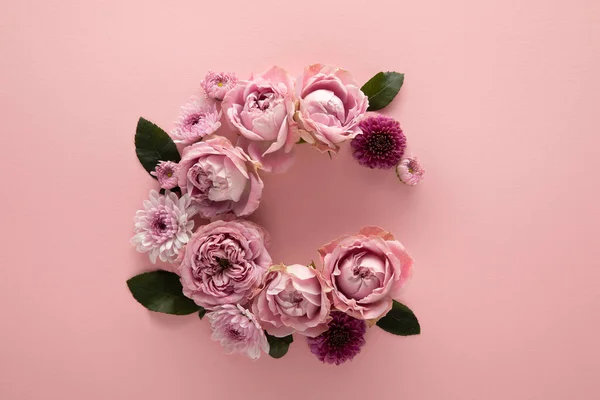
127,64 -> 424,364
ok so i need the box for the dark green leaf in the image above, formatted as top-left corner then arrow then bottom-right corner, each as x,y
376,300 -> 420,336
361,72 -> 404,111
266,333 -> 293,359
297,137 -> 307,144
159,187 -> 181,196
135,117 -> 180,178
198,308 -> 207,319
126,270 -> 200,315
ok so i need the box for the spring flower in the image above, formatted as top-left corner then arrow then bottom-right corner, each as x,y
306,311 -> 367,365
150,161 -> 179,189
201,71 -> 238,101
177,136 -> 263,218
351,115 -> 406,169
318,226 -> 413,320
171,97 -> 221,145
131,190 -> 198,263
295,64 -> 369,152
222,66 -> 298,173
252,264 -> 331,338
396,156 -> 425,185
207,304 -> 269,360
179,219 -> 272,309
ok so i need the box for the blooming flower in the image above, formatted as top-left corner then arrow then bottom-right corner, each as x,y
295,64 -> 369,152
201,71 -> 238,101
351,115 -> 406,169
177,136 -> 263,218
171,97 -> 221,145
131,190 -> 197,263
396,156 -> 425,185
150,161 -> 179,189
306,311 -> 366,365
222,66 -> 298,173
179,219 -> 272,309
318,226 -> 413,320
252,264 -> 331,338
207,304 -> 269,360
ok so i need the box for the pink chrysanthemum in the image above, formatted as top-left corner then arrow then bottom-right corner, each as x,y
201,71 -> 238,101
130,190 -> 198,263
171,97 -> 221,145
150,161 -> 179,189
207,304 -> 270,360
396,156 -> 425,186
351,115 -> 406,169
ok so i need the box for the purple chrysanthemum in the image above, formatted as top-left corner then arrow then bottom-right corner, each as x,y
151,161 -> 179,189
351,115 -> 406,169
306,311 -> 367,365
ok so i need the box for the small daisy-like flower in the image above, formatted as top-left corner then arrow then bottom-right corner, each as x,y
150,161 -> 179,189
306,311 -> 367,365
396,156 -> 425,186
207,304 -> 270,360
351,115 -> 406,169
130,190 -> 198,263
171,97 -> 221,145
201,71 -> 238,101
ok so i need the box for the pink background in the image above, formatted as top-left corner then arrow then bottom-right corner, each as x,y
1,0 -> 599,399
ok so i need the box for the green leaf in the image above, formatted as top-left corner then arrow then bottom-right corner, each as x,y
135,117 -> 180,178
266,333 -> 293,359
376,300 -> 421,336
361,72 -> 404,111
126,270 -> 200,315
198,308 -> 207,319
159,187 -> 181,196
297,137 -> 307,144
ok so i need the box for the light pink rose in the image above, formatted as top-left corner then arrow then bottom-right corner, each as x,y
318,226 -> 413,321
177,136 -> 263,219
179,219 -> 272,309
295,64 -> 369,151
252,264 -> 331,338
222,66 -> 298,174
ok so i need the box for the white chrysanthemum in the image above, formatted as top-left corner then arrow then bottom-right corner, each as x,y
131,190 -> 198,263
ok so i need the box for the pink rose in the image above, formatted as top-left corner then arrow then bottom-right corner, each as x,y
252,264 -> 331,338
318,226 -> 413,321
222,66 -> 298,174
177,136 -> 263,219
179,219 -> 272,309
295,64 -> 369,151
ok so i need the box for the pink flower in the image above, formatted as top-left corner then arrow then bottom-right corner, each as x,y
178,219 -> 272,309
295,64 -> 369,152
131,190 -> 198,263
318,226 -> 413,321
222,66 -> 298,173
252,264 -> 331,338
171,97 -> 221,145
177,136 -> 263,218
207,304 -> 269,360
396,156 -> 425,186
150,161 -> 179,189
201,71 -> 238,101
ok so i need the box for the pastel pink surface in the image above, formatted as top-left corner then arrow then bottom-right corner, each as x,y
1,0 -> 599,399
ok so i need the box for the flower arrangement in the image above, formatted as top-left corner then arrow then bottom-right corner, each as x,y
127,64 -> 424,364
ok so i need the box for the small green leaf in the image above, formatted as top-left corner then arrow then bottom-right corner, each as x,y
361,72 -> 404,111
198,308 -> 207,319
126,270 -> 200,315
297,138 -> 307,144
135,117 -> 180,178
266,333 -> 293,359
376,300 -> 420,336
159,187 -> 181,196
